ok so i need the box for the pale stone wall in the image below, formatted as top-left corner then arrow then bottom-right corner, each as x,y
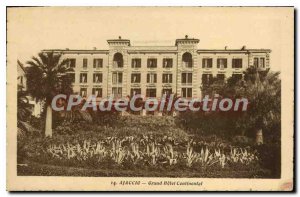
45,38 -> 271,100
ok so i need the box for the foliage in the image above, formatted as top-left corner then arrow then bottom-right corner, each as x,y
25,52 -> 73,137
230,68 -> 281,140
256,143 -> 281,178
26,135 -> 259,170
17,89 -> 31,122
25,52 -> 73,104
18,114 -> 280,178
57,104 -> 93,124
179,67 -> 281,143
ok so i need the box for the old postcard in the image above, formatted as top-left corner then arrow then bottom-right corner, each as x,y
6,7 -> 294,191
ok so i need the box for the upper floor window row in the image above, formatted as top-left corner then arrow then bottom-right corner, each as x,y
68,73 -> 103,84
202,58 -> 243,69
66,58 -> 103,69
202,58 -> 227,69
67,57 -> 245,69
132,58 -> 173,68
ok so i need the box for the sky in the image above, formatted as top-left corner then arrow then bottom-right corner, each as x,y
7,7 -> 294,72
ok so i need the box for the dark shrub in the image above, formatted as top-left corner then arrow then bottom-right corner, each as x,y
256,143 -> 281,178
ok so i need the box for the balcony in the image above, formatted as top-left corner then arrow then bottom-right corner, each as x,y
181,82 -> 192,86
217,65 -> 226,70
182,61 -> 193,68
94,66 -> 102,70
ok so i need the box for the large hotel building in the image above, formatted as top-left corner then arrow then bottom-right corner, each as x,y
43,36 -> 271,99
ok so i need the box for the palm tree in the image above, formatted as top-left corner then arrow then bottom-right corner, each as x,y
25,52 -> 73,137
204,67 -> 281,143
230,67 -> 281,144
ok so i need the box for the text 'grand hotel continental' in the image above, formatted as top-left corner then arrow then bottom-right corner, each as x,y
43,36 -> 271,99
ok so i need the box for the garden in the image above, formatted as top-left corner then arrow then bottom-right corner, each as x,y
17,52 -> 281,178
17,114 -> 279,178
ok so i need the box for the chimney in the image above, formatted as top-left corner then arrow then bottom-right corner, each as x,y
225,46 -> 228,50
242,45 -> 246,50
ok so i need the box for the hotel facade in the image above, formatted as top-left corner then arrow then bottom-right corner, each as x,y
43,36 -> 271,100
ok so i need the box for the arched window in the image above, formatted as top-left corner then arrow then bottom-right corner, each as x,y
113,53 -> 123,68
182,52 -> 192,68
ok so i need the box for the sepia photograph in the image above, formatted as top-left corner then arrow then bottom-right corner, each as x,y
6,6 -> 294,191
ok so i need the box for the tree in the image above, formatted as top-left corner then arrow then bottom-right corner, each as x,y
201,76 -> 227,97
198,67 -> 281,144
25,52 -> 73,137
225,67 -> 281,144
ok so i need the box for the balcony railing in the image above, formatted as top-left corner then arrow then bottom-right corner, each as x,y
113,61 -> 123,68
181,82 -> 192,86
112,82 -> 123,85
182,61 -> 193,68
218,66 -> 226,70
94,66 -> 102,70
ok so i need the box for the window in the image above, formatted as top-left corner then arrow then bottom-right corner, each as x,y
147,58 -> 157,68
146,88 -> 156,97
93,73 -> 102,83
217,58 -> 227,69
80,73 -> 87,83
217,74 -> 225,81
254,58 -> 259,68
162,74 -> 172,83
232,74 -> 243,80
202,58 -> 213,68
83,58 -> 88,69
232,58 -> 243,68
68,58 -> 76,68
182,88 -> 192,98
112,87 -> 122,98
68,73 -> 75,83
260,58 -> 265,68
162,88 -> 172,96
131,73 -> 141,83
147,73 -> 157,83
130,88 -> 141,97
132,58 -> 141,68
112,72 -> 123,84
113,53 -> 123,68
92,88 -> 102,97
202,74 -> 213,85
80,88 -> 87,97
163,58 -> 173,68
181,73 -> 192,84
93,59 -> 103,68
182,52 -> 192,67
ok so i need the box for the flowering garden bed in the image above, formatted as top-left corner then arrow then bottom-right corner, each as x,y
17,116 -> 277,178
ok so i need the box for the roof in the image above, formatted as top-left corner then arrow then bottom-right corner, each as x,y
175,38 -> 200,46
127,46 -> 178,53
197,49 -> 271,53
42,49 -> 109,54
107,38 -> 131,46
